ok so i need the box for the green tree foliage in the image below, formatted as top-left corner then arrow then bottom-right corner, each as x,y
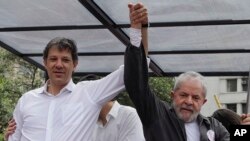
148,76 -> 174,103
117,76 -> 174,106
0,48 -> 44,139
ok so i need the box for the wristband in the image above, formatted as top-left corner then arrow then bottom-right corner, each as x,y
142,22 -> 150,28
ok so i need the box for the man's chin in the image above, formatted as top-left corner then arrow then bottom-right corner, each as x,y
53,79 -> 67,85
179,113 -> 197,122
185,115 -> 198,122
181,117 -> 191,122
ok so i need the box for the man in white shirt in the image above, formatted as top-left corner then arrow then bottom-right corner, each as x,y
7,2 -> 148,141
92,100 -> 145,141
5,100 -> 146,141
81,75 -> 145,141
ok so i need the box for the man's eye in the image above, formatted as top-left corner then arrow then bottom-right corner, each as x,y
63,59 -> 70,62
193,96 -> 200,100
180,94 -> 187,97
49,58 -> 57,61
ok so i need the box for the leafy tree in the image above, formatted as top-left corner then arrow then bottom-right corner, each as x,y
117,76 -> 174,106
148,76 -> 174,103
0,48 -> 44,139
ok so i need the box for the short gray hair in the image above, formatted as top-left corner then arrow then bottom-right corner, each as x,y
173,71 -> 207,97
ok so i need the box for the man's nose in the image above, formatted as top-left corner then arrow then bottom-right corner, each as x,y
185,96 -> 193,105
55,60 -> 63,68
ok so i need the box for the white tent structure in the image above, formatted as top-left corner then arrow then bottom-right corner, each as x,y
1,0 -> 250,77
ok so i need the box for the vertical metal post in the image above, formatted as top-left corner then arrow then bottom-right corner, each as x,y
246,67 -> 250,113
214,95 -> 222,109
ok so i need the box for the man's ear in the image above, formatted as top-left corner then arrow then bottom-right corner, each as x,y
203,99 -> 207,105
73,61 -> 78,71
170,91 -> 174,100
43,60 -> 47,69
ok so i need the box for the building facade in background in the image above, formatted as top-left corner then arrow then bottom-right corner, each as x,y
201,76 -> 248,116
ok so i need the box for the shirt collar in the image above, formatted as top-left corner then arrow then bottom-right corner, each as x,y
97,101 -> 120,127
107,101 -> 120,119
197,114 -> 210,127
38,79 -> 75,95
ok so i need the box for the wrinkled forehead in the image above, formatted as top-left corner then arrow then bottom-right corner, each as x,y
177,79 -> 206,97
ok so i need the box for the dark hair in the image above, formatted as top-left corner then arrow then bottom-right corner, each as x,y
43,37 -> 78,62
212,108 -> 241,131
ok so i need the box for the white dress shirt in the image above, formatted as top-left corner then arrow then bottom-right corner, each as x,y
9,66 -> 125,141
92,101 -> 145,141
9,28 -> 143,141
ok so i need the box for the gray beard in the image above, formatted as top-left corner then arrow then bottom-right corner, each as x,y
172,101 -> 199,123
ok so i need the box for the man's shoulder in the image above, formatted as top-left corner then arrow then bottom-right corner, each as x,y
117,105 -> 141,120
199,115 -> 226,129
21,87 -> 44,98
115,104 -> 142,124
119,104 -> 137,112
207,116 -> 225,127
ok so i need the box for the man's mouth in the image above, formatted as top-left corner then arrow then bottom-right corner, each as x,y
181,107 -> 193,113
53,71 -> 64,77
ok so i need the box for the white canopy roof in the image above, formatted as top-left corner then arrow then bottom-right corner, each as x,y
1,0 -> 250,76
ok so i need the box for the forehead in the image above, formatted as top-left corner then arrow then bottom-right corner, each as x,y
177,79 -> 204,96
48,46 -> 72,57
